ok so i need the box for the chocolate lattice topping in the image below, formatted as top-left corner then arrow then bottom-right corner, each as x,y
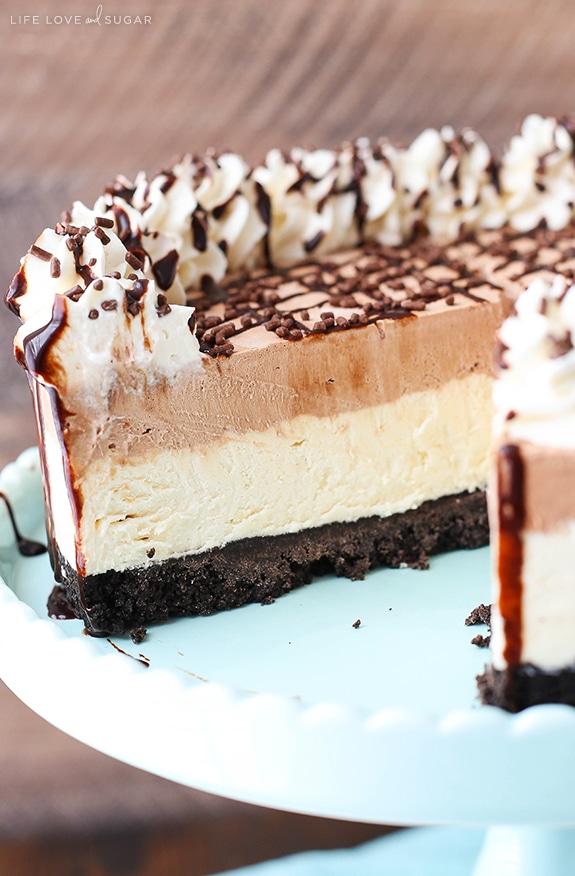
188,225 -> 575,357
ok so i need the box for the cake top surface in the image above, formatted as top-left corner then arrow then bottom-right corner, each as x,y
7,113 -> 575,386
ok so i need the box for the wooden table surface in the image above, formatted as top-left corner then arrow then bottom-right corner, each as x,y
2,0 -> 575,872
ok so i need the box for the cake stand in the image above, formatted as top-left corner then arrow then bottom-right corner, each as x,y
1,449 -> 575,876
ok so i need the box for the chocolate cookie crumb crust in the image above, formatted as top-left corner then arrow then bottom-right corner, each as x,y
55,489 -> 487,636
478,665 -> 575,712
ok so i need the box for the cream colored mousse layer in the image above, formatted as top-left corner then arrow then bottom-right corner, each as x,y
491,277 -> 575,672
75,372 -> 492,576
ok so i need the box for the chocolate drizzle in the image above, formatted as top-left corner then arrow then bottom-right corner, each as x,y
61,228 -> 98,288
254,181 -> 272,267
191,238 -> 492,357
497,444 -> 525,666
191,209 -> 208,253
152,249 -> 179,291
11,295 -> 85,582
0,492 -> 47,557
350,148 -> 368,233
125,278 -> 149,316
304,231 -> 324,253
106,638 -> 150,667
111,204 -> 145,256
47,584 -> 76,619
17,295 -> 68,377
5,268 -> 27,316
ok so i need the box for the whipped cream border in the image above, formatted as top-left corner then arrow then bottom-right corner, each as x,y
9,113 -> 575,383
12,116 -> 575,304
495,275 -> 575,448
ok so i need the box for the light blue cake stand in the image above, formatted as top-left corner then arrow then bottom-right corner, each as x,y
1,449 -> 575,876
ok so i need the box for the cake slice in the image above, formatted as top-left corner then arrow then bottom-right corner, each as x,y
480,276 -> 575,711
7,115 -> 575,637
11,233 -> 505,635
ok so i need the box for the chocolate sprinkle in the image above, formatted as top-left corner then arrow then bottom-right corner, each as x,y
65,285 -> 84,301
95,216 -> 115,229
155,294 -> 172,317
191,236 -> 494,356
125,251 -> 144,271
94,226 -> 111,245
29,244 -> 53,262
186,222 -> 575,357
125,277 -> 149,316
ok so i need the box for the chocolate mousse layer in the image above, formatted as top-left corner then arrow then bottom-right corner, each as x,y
55,489 -> 488,636
511,442 -> 575,532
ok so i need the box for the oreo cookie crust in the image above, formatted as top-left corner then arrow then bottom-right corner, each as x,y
54,489 -> 488,636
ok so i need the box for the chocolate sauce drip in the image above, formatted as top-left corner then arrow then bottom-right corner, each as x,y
47,584 -> 76,619
17,295 -> 67,377
125,278 -> 149,316
212,202 -> 229,221
254,182 -> 272,267
106,638 -> 150,667
152,249 -> 179,290
255,181 -> 271,228
5,268 -> 27,316
159,172 -> 176,195
351,150 -> 368,232
304,231 -> 324,253
286,170 -> 310,194
104,178 -> 137,201
111,205 -> 145,254
487,158 -> 502,195
497,444 -> 525,666
0,492 -> 47,557
66,236 -> 97,288
14,303 -> 84,581
191,209 -> 208,252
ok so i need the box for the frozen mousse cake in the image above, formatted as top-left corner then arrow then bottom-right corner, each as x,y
7,114 -> 575,637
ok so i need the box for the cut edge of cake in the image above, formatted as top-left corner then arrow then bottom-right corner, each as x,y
479,275 -> 575,711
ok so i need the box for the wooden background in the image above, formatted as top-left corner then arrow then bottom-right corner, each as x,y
2,0 -> 575,872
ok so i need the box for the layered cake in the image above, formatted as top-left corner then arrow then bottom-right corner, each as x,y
479,276 -> 575,711
7,114 -> 575,637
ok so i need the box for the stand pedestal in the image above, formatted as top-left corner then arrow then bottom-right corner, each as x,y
472,826 -> 575,876
218,828 -> 575,875
3,452 -> 575,876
